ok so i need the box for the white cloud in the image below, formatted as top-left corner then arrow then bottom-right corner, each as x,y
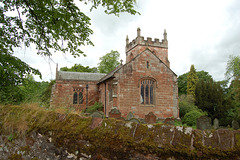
13,0 -> 240,82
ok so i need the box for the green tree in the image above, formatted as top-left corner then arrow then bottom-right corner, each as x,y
179,95 -> 199,119
98,50 -> 121,73
225,55 -> 240,101
224,55 -> 240,124
1,0 -> 138,57
20,75 -> 49,103
41,80 -> 56,107
1,0 -> 138,104
177,73 -> 188,95
0,54 -> 41,104
195,79 -> 229,122
225,55 -> 240,81
178,70 -> 212,95
187,65 -> 198,98
60,64 -> 97,73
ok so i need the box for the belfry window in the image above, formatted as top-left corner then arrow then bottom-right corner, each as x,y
140,79 -> 154,105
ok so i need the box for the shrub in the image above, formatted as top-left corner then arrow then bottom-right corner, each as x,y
179,94 -> 198,118
85,102 -> 103,114
182,110 -> 207,126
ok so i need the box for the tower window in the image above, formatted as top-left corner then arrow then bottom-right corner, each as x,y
147,61 -> 149,68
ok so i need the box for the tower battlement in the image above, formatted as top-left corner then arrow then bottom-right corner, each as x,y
126,28 -> 168,52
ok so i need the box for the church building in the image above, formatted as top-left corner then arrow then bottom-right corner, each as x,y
51,28 -> 179,119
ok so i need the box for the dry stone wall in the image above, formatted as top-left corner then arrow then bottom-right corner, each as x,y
1,105 -> 240,160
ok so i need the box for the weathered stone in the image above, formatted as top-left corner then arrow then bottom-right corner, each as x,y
126,112 -> 134,121
164,118 -> 175,125
197,116 -> 211,130
90,117 -> 103,129
128,118 -> 140,124
213,118 -> 219,130
109,108 -> 121,118
232,120 -> 239,130
145,112 -> 157,124
90,111 -> 104,119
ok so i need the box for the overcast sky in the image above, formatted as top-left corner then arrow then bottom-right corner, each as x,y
14,0 -> 240,82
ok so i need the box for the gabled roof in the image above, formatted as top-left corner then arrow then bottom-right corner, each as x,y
97,65 -> 122,84
98,48 -> 177,84
57,71 -> 106,81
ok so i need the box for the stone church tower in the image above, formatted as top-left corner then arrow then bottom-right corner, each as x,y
125,28 -> 169,67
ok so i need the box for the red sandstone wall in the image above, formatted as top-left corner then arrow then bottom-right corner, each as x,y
51,80 -> 99,110
98,79 -> 115,117
116,49 -> 178,119
126,45 -> 169,67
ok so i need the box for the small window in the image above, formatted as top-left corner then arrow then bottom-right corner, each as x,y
73,88 -> 84,104
147,61 -> 149,68
141,85 -> 144,104
73,92 -> 78,104
79,92 -> 83,104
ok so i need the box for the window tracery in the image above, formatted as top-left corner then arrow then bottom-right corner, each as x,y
140,79 -> 155,105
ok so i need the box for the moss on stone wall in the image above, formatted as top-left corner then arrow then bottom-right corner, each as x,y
0,104 -> 240,159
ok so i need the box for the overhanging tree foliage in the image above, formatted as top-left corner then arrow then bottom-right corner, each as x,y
0,54 -> 41,104
0,0 -> 138,104
1,0 -> 138,56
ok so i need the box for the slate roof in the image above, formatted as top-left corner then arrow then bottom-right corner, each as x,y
97,65 -> 122,83
57,71 -> 106,81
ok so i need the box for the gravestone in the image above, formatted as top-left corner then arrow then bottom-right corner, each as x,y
126,112 -> 134,120
145,112 -> 157,124
232,120 -> 239,130
196,116 -> 211,130
164,118 -> 175,125
109,108 -> 121,118
90,111 -> 104,119
129,118 -> 140,124
213,118 -> 219,130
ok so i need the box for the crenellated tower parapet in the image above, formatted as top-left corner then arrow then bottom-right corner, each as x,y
125,28 -> 170,67
126,28 -> 168,52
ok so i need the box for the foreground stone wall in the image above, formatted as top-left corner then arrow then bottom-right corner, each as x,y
0,105 -> 240,159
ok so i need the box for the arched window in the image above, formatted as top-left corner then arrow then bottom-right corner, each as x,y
79,92 -> 83,104
140,79 -> 155,105
73,92 -> 78,104
73,88 -> 84,104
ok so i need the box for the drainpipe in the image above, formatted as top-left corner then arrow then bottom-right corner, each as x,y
86,84 -> 89,107
104,82 -> 107,116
